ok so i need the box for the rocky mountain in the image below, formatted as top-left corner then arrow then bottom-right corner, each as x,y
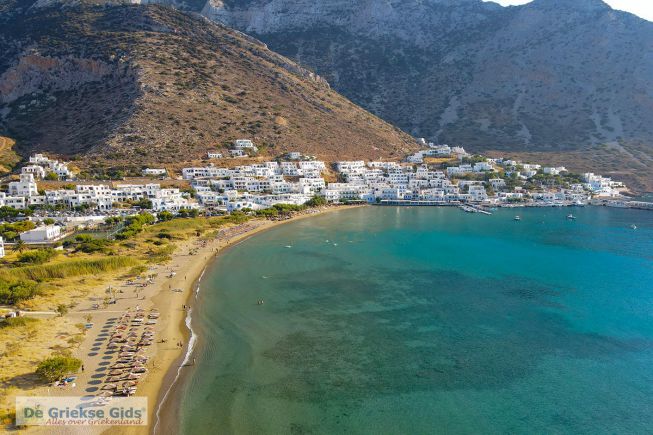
189,0 -> 653,190
0,1 -> 417,172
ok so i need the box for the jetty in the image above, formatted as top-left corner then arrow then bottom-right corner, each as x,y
459,205 -> 492,215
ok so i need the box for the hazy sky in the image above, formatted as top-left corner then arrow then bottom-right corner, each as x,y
484,0 -> 653,22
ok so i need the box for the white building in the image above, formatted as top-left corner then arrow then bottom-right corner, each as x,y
142,168 -> 167,177
20,225 -> 62,243
286,152 -> 302,160
473,161 -> 493,172
207,152 -> 223,159
0,193 -> 27,209
21,165 -> 46,179
543,167 -> 567,175
8,174 -> 38,197
0,237 -> 5,258
234,139 -> 258,152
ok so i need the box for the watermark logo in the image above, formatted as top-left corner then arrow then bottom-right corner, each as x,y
16,396 -> 147,426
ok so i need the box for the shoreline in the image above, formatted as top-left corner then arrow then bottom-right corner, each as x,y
135,204 -> 363,435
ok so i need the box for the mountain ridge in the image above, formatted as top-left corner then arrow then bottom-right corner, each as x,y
0,1 -> 418,173
196,0 -> 653,190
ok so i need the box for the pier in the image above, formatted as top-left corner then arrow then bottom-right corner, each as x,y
459,205 -> 493,215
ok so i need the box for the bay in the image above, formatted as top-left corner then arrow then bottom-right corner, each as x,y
178,206 -> 653,434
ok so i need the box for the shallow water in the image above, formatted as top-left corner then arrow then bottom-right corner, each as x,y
178,206 -> 653,434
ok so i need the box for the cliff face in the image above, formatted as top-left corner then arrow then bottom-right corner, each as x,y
198,0 -> 653,190
0,2 -> 417,169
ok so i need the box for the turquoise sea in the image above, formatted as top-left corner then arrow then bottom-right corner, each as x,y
176,206 -> 653,434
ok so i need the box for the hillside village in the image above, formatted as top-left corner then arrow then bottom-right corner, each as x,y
0,139 -> 649,251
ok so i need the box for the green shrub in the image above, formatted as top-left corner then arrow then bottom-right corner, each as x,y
0,317 -> 38,329
116,213 -> 155,240
157,211 -> 174,221
0,280 -> 40,305
306,195 -> 327,207
177,208 -> 199,218
17,248 -> 58,265
73,235 -> 111,253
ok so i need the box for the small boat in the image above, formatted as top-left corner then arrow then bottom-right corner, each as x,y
284,245 -> 292,248
630,224 -> 637,230
567,214 -> 576,220
514,216 -> 521,221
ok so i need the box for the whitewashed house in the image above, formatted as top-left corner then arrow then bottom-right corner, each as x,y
8,174 -> 38,197
20,225 -> 62,243
142,168 -> 167,177
21,165 -> 46,179
286,152 -> 302,160
234,139 -> 258,152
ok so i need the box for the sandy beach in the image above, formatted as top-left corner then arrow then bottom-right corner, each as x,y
20,205 -> 360,435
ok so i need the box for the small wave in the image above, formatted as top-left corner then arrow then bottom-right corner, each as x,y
153,267 -> 205,434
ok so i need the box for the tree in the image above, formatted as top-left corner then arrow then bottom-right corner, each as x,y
44,172 -> 59,181
0,280 -> 40,305
306,195 -> 327,207
56,304 -> 69,317
0,206 -> 21,220
12,240 -> 26,253
157,211 -> 174,221
135,198 -> 153,209
43,218 -> 55,225
36,353 -> 82,383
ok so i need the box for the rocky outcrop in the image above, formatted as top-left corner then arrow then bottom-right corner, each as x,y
0,55 -> 114,104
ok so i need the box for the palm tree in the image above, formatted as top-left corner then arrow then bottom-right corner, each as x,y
12,240 -> 26,253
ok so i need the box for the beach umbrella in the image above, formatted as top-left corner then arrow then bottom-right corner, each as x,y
127,373 -> 142,380
101,384 -> 117,390
98,391 -> 113,398
131,367 -> 147,374
109,369 -> 124,376
111,363 -> 128,369
122,381 -> 137,387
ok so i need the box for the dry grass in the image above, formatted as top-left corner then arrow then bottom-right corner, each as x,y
3,257 -> 139,282
0,213 -> 254,417
0,316 -> 80,419
0,136 -> 20,175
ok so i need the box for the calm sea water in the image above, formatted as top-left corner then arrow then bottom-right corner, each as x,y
177,206 -> 653,434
